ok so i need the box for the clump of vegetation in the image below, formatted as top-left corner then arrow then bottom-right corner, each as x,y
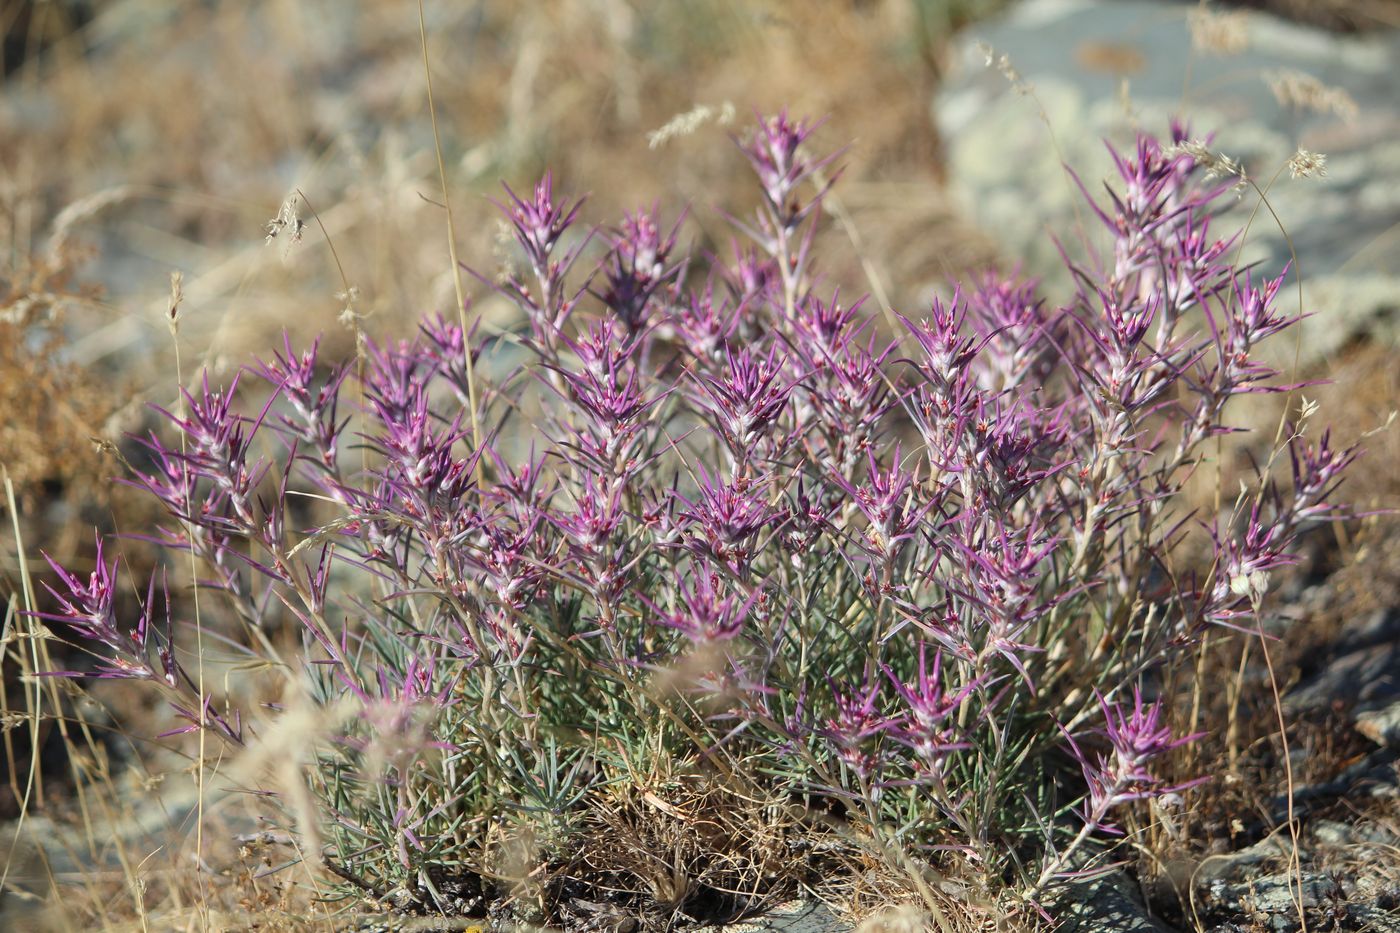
31,113 -> 1356,929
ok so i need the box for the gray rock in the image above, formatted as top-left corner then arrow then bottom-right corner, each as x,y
1199,870 -> 1344,933
1186,826 -> 1400,931
1357,702 -> 1400,747
1348,906 -> 1400,933
1308,817 -> 1399,849
1287,607 -> 1400,748
695,898 -> 850,932
935,0 -> 1400,366
1184,787 -> 1400,931
1048,868 -> 1175,933
1194,834 -> 1300,886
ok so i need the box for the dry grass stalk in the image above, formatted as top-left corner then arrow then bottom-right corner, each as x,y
1188,6 -> 1251,55
1264,69 -> 1361,120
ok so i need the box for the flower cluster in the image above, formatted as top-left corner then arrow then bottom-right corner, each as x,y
1075,689 -> 1206,823
31,113 -> 1356,913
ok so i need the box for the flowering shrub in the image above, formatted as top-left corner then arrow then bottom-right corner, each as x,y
35,114 -> 1355,923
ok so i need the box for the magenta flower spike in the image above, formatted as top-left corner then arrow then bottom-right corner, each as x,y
674,468 -> 776,575
693,343 -> 794,451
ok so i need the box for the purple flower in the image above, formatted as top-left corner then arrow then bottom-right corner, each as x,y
692,344 -> 793,451
487,446 -> 551,515
674,468 -> 776,574
560,316 -> 644,381
883,645 -> 978,769
648,561 -> 759,644
793,291 -> 865,367
551,472 -> 625,555
808,334 -> 896,452
1288,428 -> 1359,522
419,313 -> 486,406
828,447 -> 927,560
673,280 -> 741,362
1223,269 -> 1292,386
900,293 -> 981,390
467,518 -> 544,612
949,518 -> 1062,684
1070,688 -> 1206,822
554,358 -> 661,468
37,533 -> 121,655
596,207 -> 685,332
148,371 -> 271,526
1050,687 -> 1206,859
723,244 -> 780,312
488,173 -> 591,345
368,384 -> 475,514
965,272 -> 1055,392
499,172 -> 585,270
737,111 -> 839,232
1207,504 -> 1294,628
821,677 -> 893,779
253,334 -> 349,460
1099,688 -> 1199,787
